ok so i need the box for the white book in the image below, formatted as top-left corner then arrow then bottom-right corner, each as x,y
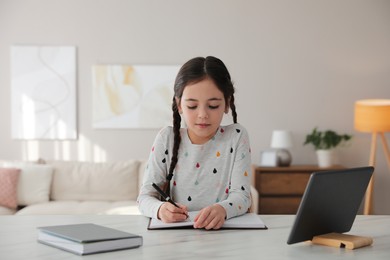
37,223 -> 142,255
148,212 -> 267,230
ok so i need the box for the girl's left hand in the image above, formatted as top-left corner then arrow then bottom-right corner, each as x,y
193,204 -> 226,230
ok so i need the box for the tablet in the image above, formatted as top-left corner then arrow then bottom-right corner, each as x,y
287,166 -> 374,244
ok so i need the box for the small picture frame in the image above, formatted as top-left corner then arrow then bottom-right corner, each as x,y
260,150 -> 278,167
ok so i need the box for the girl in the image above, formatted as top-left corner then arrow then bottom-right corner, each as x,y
138,56 -> 252,230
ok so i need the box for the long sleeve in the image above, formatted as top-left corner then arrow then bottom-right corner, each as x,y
137,127 -> 172,219
217,126 -> 252,219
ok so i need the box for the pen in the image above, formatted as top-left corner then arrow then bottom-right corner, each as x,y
152,182 -> 180,208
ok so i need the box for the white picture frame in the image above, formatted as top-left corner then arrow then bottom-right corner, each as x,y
11,46 -> 77,140
260,150 -> 278,167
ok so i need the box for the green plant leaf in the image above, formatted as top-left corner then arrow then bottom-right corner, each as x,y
303,128 -> 352,150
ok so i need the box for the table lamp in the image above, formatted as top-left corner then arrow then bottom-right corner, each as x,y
271,130 -> 293,167
354,99 -> 390,215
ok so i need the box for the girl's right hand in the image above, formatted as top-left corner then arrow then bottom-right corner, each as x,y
157,202 -> 188,223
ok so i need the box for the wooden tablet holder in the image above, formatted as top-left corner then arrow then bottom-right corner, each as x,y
312,233 -> 373,249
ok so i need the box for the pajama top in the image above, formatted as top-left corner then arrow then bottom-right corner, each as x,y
137,123 -> 252,220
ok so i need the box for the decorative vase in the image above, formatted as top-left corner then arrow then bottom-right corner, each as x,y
316,149 -> 335,168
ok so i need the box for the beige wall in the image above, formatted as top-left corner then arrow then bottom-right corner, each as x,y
0,0 -> 389,213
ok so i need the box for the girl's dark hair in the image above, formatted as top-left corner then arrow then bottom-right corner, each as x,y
164,56 -> 237,194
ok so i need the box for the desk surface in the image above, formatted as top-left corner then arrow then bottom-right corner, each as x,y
0,215 -> 389,259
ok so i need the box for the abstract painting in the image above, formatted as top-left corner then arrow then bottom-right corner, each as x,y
11,46 -> 77,140
92,65 -> 180,129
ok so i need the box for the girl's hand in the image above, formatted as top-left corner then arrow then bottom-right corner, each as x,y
193,204 -> 226,230
157,202 -> 188,223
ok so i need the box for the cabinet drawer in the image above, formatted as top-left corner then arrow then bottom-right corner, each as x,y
259,197 -> 302,214
257,173 -> 310,195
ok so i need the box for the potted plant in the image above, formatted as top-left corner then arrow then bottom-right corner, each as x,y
304,128 -> 352,167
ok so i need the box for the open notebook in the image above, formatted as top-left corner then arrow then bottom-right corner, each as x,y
148,212 -> 267,230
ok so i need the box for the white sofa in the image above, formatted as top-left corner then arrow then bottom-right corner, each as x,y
0,160 -> 258,215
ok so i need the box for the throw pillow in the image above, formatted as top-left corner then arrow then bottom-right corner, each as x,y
0,168 -> 20,209
2,162 -> 53,206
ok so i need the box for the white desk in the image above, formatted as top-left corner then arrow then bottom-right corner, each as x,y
0,215 -> 389,259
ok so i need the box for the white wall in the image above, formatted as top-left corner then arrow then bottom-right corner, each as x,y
0,0 -> 389,213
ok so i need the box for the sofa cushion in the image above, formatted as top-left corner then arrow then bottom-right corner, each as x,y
49,160 -> 140,201
15,201 -> 140,215
0,168 -> 20,209
0,205 -> 17,215
2,162 -> 53,206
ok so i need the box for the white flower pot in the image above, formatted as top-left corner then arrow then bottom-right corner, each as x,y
316,149 -> 335,168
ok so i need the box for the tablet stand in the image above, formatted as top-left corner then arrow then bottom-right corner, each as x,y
312,233 -> 373,249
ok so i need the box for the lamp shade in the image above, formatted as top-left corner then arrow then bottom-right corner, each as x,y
271,130 -> 293,148
354,99 -> 390,132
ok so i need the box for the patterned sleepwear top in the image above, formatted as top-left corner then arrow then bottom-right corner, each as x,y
137,123 -> 252,220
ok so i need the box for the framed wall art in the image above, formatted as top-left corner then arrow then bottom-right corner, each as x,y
92,65 -> 180,129
11,46 -> 77,140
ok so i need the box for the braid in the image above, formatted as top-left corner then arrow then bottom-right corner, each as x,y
164,98 -> 182,195
230,95 -> 238,124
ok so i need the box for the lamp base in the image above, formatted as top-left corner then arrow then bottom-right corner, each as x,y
275,149 -> 292,167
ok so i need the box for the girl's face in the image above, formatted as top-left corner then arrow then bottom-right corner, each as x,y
177,78 -> 228,144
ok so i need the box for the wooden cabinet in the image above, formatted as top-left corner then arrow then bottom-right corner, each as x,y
254,165 -> 345,214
